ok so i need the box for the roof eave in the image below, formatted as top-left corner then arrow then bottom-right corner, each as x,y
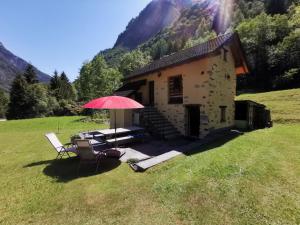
125,50 -> 220,81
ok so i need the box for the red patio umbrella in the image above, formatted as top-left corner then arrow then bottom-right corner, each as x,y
83,96 -> 144,149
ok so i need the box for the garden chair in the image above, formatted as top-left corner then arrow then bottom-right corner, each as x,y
76,139 -> 106,173
45,133 -> 78,159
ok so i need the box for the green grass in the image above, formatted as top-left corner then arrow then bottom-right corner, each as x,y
0,90 -> 300,225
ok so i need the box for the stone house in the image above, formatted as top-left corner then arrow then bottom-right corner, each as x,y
111,32 -> 249,139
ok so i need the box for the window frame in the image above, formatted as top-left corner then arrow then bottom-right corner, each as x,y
168,75 -> 183,104
220,106 -> 227,123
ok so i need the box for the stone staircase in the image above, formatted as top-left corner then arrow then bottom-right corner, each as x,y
141,107 -> 182,140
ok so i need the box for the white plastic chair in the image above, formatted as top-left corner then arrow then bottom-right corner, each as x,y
76,139 -> 106,172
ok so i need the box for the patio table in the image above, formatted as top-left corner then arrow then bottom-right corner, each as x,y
97,126 -> 144,137
89,139 -> 103,145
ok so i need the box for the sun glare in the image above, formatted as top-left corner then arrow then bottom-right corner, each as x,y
215,0 -> 235,33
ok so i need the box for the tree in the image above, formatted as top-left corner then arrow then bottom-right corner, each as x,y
265,0 -> 289,15
58,72 -> 76,101
6,75 -> 29,119
236,13 -> 291,90
0,88 -> 8,118
281,30 -> 300,68
60,71 -> 69,83
49,71 -> 76,101
150,38 -> 169,60
100,47 -> 128,68
273,68 -> 300,89
24,64 -> 38,84
75,62 -> 94,101
25,84 -> 54,118
90,56 -> 122,99
289,4 -> 300,29
119,50 -> 151,76
240,1 -> 265,19
49,70 -> 60,91
184,18 -> 216,49
7,70 -> 58,119
272,6 -> 300,86
76,56 -> 122,101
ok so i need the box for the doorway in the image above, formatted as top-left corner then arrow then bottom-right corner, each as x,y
186,105 -> 200,137
149,81 -> 154,106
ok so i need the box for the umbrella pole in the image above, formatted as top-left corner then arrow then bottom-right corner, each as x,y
114,109 -> 117,150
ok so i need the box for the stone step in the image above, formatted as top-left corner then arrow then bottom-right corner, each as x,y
165,134 -> 182,140
154,127 -> 180,134
162,129 -> 181,135
145,117 -> 168,123
155,125 -> 175,131
144,116 -> 164,121
143,108 -> 157,113
141,107 -> 182,140
143,111 -> 162,116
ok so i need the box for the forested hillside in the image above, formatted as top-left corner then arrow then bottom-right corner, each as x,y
75,0 -> 300,101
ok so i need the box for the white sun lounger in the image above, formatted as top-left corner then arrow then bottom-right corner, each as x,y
45,133 -> 78,159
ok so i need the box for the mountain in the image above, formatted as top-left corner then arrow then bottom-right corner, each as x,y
98,0 -> 220,69
77,0 -> 300,99
114,0 -> 212,50
0,42 -> 51,91
141,0 -> 220,46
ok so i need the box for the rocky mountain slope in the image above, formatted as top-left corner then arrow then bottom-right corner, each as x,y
0,42 -> 51,91
140,0 -> 220,50
114,0 -> 212,50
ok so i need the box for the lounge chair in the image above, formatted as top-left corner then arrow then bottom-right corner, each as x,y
45,133 -> 78,159
76,139 -> 106,173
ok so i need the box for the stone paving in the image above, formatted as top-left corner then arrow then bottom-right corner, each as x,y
118,130 -> 242,171
118,138 -> 200,170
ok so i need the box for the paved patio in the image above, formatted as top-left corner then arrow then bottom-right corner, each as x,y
118,130 -> 242,171
119,138 -> 201,170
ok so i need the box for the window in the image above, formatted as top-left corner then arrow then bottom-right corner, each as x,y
223,48 -> 228,62
220,106 -> 227,123
168,75 -> 183,104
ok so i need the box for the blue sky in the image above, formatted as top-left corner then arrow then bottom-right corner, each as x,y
0,0 -> 151,80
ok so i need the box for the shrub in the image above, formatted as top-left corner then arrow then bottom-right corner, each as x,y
0,88 -> 8,118
273,68 -> 300,90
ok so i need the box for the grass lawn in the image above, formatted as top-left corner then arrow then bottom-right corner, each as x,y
0,89 -> 300,225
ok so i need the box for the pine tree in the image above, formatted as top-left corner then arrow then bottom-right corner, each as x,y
58,72 -> 76,101
24,64 -> 38,84
60,71 -> 69,82
50,70 -> 60,91
6,75 -> 29,119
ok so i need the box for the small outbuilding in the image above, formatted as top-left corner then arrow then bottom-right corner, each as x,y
235,100 -> 272,130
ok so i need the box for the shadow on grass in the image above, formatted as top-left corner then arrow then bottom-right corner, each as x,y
25,157 -> 121,183
24,159 -> 55,167
184,131 -> 243,157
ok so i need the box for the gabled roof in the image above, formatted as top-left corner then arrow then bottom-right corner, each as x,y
126,32 -> 248,80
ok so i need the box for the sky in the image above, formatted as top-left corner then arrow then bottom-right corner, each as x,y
0,0 -> 152,81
